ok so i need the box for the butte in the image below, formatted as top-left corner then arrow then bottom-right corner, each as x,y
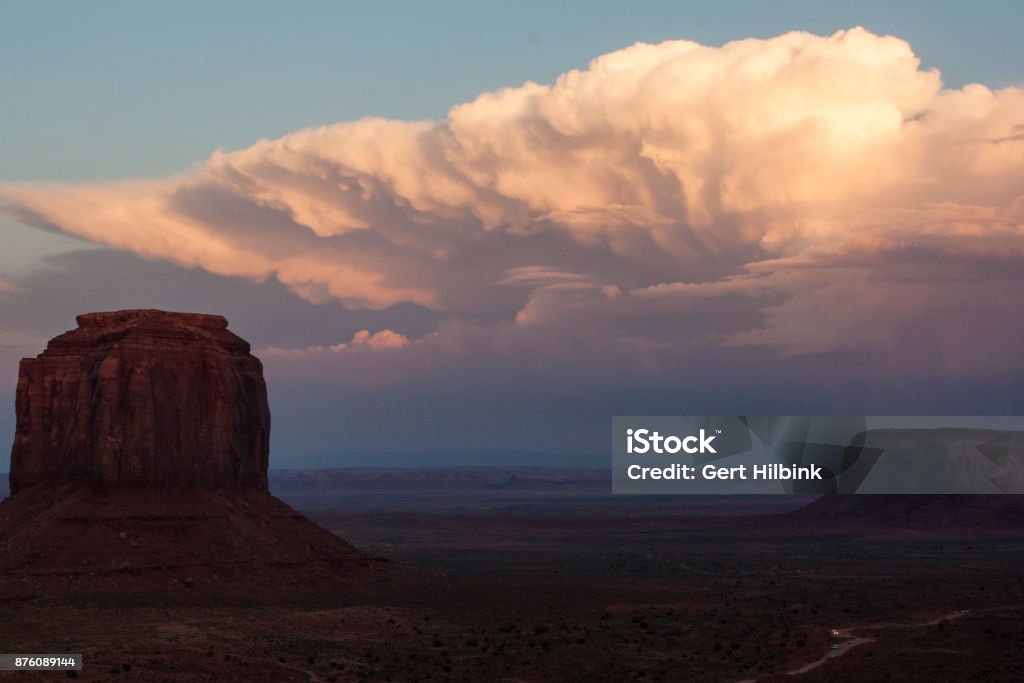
0,310 -> 380,599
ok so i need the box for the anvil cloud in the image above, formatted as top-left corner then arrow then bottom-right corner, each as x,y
3,27 -> 1024,380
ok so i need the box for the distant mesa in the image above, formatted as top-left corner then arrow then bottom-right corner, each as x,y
1,310 -> 378,598
793,428 -> 1024,530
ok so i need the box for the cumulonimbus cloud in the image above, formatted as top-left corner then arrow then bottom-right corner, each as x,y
2,27 -> 1024,370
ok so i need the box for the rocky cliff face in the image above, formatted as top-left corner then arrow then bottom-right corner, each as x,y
9,310 -> 270,493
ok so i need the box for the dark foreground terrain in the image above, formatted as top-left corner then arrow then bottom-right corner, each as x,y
1,468 -> 1023,682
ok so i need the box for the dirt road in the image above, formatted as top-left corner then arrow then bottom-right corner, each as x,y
736,608 -> 974,682
786,610 -> 970,676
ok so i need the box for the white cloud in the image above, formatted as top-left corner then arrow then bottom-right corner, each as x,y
264,328 -> 411,356
2,27 -> 1024,374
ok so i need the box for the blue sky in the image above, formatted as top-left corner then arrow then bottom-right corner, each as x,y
3,1 -> 1022,182
2,2 -> 1024,465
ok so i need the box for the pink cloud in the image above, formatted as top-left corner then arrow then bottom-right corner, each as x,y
2,27 -> 1023,375
263,328 -> 411,356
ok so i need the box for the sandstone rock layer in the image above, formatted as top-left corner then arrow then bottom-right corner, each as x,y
10,310 -> 270,493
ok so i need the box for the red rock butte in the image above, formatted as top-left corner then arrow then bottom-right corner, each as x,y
10,309 -> 270,493
1,310 -> 378,598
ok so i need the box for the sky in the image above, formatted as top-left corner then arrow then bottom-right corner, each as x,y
2,2 -> 1024,467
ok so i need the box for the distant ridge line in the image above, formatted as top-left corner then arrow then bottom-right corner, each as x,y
270,451 -> 609,470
